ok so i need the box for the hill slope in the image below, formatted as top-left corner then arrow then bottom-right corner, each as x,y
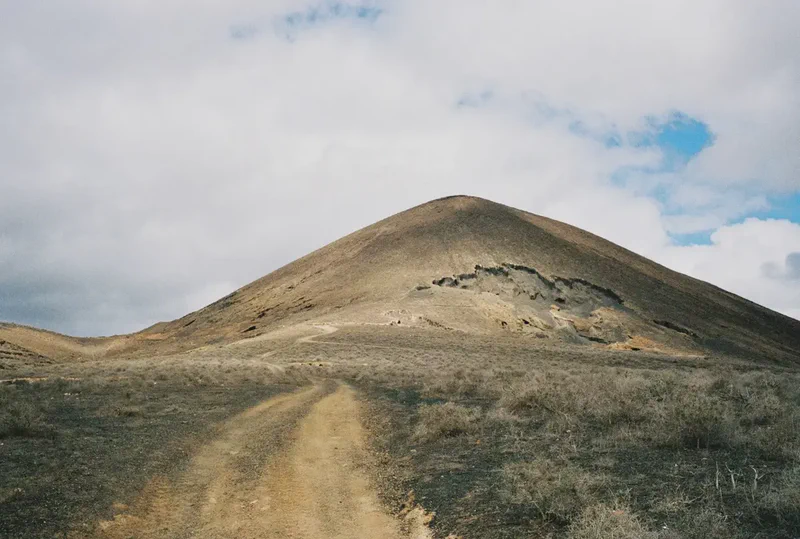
3,195 -> 799,364
147,195 -> 800,363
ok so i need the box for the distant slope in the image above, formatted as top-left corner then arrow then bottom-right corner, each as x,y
3,196 -> 799,364
0,323 -> 137,362
0,336 -> 52,367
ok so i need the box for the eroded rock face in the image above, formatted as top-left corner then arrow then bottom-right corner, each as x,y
432,263 -> 622,312
427,263 -> 629,343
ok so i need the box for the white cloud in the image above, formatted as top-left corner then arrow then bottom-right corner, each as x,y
0,1 -> 798,334
660,219 -> 800,319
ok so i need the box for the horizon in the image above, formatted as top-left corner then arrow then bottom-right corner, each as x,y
4,193 -> 800,339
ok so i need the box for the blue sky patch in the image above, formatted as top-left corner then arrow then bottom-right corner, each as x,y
669,230 -> 714,246
450,90 -> 797,251
666,191 -> 800,246
630,112 -> 715,170
655,112 -> 714,158
280,2 -> 383,36
738,192 -> 800,224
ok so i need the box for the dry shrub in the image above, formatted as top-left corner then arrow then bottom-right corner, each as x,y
499,369 -> 746,450
759,465 -> 800,525
649,371 -> 800,455
500,459 -> 604,522
498,371 -> 574,415
499,371 -> 655,428
718,372 -> 800,459
749,409 -> 800,460
114,405 -> 144,418
659,508 -> 742,539
0,398 -> 47,438
656,392 -> 738,450
413,402 -> 482,442
420,367 -> 486,397
741,392 -> 784,426
475,363 -> 798,461
485,406 -> 523,425
567,503 -> 656,539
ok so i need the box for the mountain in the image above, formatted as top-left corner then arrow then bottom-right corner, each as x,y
3,195 -> 799,364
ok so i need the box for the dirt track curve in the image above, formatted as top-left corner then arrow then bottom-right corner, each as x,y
93,383 -> 431,539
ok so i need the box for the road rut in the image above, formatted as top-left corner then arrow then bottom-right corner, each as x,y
92,383 -> 430,539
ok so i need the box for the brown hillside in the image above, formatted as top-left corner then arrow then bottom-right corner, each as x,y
3,195 -> 799,364
149,195 -> 800,364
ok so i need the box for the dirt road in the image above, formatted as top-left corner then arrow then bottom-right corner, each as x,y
295,324 -> 340,344
93,383 -> 430,539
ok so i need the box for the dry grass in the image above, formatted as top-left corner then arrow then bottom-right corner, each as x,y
567,503 -> 656,539
0,400 -> 45,438
0,358 -> 312,538
497,370 -> 658,427
332,328 -> 800,538
492,367 -> 798,457
758,465 -> 800,524
4,326 -> 800,538
658,508 -> 741,539
413,402 -> 482,442
0,386 -> 50,439
501,459 -> 605,522
657,391 -> 738,449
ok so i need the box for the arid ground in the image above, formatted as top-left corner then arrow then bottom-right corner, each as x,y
3,324 -> 799,538
2,197 -> 800,538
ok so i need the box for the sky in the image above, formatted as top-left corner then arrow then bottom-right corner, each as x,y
1,1 -> 799,336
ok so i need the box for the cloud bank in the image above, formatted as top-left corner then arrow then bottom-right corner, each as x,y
1,1 -> 799,335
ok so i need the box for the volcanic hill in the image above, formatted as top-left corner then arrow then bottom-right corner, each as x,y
2,195 -> 800,364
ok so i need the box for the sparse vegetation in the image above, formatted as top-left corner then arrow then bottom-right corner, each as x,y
567,503 -> 656,539
0,394 -> 47,439
0,358 -> 311,538
659,508 -> 742,539
413,402 -> 482,442
3,325 -> 800,538
338,326 -> 800,538
758,465 -> 800,525
501,459 -> 604,522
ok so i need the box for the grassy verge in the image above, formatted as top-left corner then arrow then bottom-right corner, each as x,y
0,361 -> 310,538
353,344 -> 800,539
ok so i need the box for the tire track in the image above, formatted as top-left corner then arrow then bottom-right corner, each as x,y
90,382 -> 432,539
